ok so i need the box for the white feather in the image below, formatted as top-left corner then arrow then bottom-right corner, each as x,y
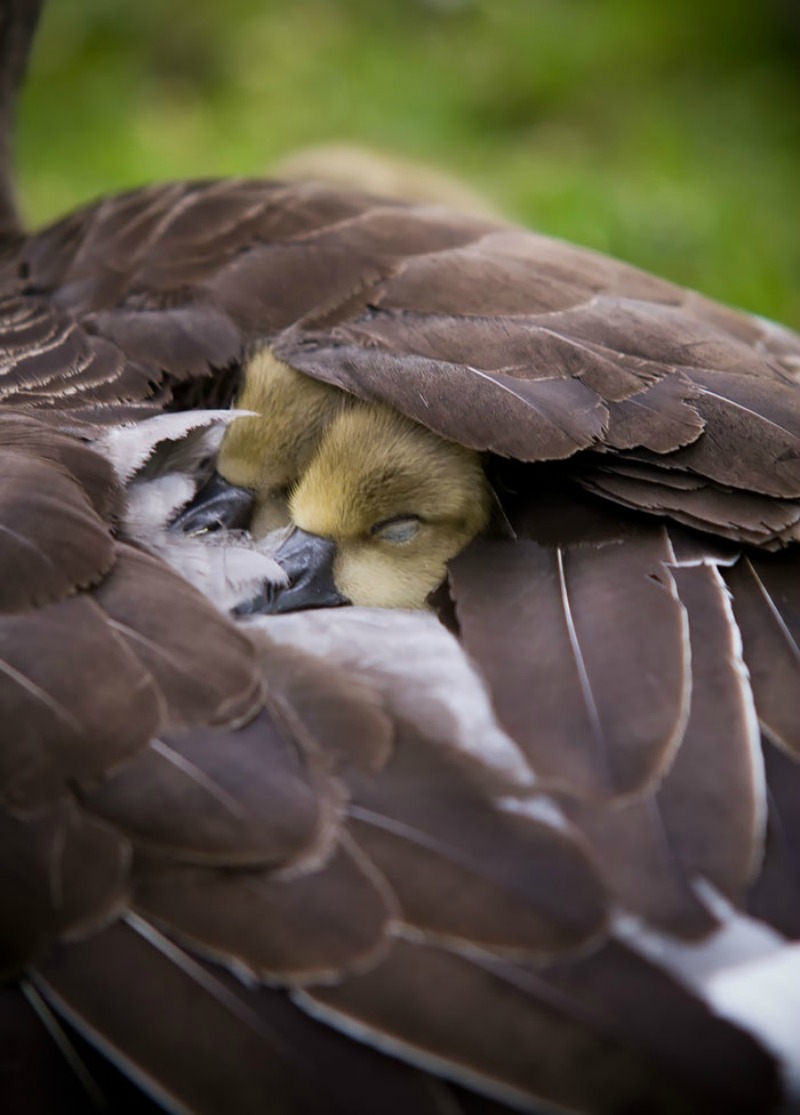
499,794 -> 571,833
248,607 -> 536,789
125,475 -> 198,534
105,410 -> 286,613
97,410 -> 253,482
614,884 -> 800,1096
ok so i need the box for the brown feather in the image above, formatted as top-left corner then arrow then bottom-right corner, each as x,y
84,710 -> 336,869
32,920 -> 338,1115
0,446 -> 114,611
566,795 -> 719,938
1,799 -> 129,975
582,465 -> 800,545
0,593 -> 160,812
746,738 -> 800,937
91,543 -> 262,732
450,529 -> 689,801
133,839 -> 394,983
301,938 -> 780,1115
556,556 -> 765,937
347,724 -> 605,954
658,563 -> 764,904
726,552 -> 800,756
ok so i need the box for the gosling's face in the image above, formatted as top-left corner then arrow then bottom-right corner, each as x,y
201,351 -> 491,610
288,405 -> 492,609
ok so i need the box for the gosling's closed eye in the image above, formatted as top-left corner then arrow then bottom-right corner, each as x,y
371,515 -> 421,543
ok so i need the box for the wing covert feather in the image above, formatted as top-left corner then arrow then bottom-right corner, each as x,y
451,530 -> 689,801
726,553 -> 800,755
84,711 -> 336,868
347,726 -> 605,954
91,544 -> 262,732
300,937 -> 779,1115
133,840 -> 394,983
0,594 -> 160,812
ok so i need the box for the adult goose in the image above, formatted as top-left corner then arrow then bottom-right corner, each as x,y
2,3 -> 800,1113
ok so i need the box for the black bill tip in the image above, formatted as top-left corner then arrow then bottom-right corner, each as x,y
235,527 -> 351,615
173,472 -> 256,535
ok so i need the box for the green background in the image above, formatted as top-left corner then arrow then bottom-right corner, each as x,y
17,0 -> 800,326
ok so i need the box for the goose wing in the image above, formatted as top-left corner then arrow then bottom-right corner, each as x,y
13,178 -> 800,534
3,183 -> 800,1113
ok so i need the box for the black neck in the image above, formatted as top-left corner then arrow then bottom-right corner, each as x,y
0,0 -> 44,237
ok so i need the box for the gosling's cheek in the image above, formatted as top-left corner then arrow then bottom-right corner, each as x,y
334,539 -> 452,611
334,547 -> 433,610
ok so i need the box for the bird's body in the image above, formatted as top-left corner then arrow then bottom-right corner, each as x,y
3,4 -> 800,1114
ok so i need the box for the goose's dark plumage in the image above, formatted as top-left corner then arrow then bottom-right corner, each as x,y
4,4 -> 800,1113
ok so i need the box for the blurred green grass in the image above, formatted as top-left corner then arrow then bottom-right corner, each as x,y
17,0 -> 800,325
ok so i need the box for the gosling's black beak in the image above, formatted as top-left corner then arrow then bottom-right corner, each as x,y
236,528 -> 351,615
173,472 -> 256,535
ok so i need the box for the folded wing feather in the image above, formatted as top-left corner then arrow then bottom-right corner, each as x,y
3,181 -> 800,1113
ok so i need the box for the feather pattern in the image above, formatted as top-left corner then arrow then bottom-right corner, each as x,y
299,936 -> 779,1115
0,593 -> 160,812
345,724 -> 606,955
747,739 -> 800,938
83,712 -> 337,869
565,556 -> 764,939
450,529 -> 689,802
725,553 -> 800,756
1,101 -> 800,1114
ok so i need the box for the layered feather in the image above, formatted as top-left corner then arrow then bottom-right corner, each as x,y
3,171 -> 800,1115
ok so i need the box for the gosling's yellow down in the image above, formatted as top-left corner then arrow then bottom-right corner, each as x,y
206,350 -> 493,611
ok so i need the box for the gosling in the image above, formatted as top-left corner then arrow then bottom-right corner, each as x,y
182,350 -> 492,610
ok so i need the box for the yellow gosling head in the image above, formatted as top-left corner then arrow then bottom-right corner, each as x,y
288,403 -> 492,609
217,349 -> 352,534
